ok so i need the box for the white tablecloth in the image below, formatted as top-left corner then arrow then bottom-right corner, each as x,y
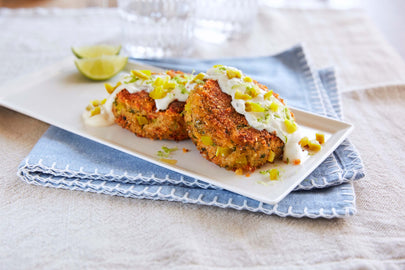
0,7 -> 404,269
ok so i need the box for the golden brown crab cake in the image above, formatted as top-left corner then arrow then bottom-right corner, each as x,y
184,79 -> 284,172
112,70 -> 190,141
112,90 -> 188,141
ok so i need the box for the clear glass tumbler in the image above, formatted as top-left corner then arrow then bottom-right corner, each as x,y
194,0 -> 259,44
118,0 -> 195,58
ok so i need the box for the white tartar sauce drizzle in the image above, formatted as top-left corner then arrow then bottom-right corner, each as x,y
82,71 -> 197,127
206,66 -> 306,162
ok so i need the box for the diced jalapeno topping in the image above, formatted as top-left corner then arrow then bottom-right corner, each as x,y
104,83 -> 114,94
267,150 -> 276,163
131,70 -> 151,80
235,155 -> 248,166
149,76 -> 178,100
184,102 -> 191,113
201,136 -> 213,146
234,91 -> 252,100
299,136 -> 309,148
245,102 -> 265,112
153,77 -> 165,88
91,99 -> 101,106
136,115 -> 148,126
263,90 -> 273,100
269,102 -> 279,112
284,119 -> 297,133
300,136 -> 322,152
104,81 -> 122,94
165,81 -> 176,90
246,86 -> 259,98
260,168 -> 280,180
316,133 -> 325,144
159,158 -> 177,165
215,147 -> 232,157
243,76 -> 253,83
226,69 -> 242,79
192,73 -> 205,82
90,106 -> 101,116
269,169 -> 279,180
308,140 -> 321,152
149,85 -> 168,99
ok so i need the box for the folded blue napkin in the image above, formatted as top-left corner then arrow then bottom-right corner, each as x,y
18,45 -> 364,218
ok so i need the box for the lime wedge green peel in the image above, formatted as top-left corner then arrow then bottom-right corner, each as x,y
74,55 -> 128,81
72,45 -> 121,59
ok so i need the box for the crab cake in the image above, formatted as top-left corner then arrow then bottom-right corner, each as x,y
112,89 -> 188,141
100,69 -> 200,141
184,65 -> 305,172
184,79 -> 284,172
82,69 -> 201,140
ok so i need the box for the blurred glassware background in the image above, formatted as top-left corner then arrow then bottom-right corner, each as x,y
1,0 -> 404,61
117,0 -> 259,57
261,0 -> 359,9
194,0 -> 258,44
117,0 -> 195,58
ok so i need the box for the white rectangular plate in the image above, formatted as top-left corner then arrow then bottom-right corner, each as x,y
0,58 -> 353,204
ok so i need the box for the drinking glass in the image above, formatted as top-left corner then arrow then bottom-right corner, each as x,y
117,0 -> 195,58
194,0 -> 259,44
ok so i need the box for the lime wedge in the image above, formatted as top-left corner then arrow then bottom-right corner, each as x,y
72,45 -> 121,59
74,55 -> 128,81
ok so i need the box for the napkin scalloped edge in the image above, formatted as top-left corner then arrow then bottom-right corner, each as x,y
17,160 -> 357,219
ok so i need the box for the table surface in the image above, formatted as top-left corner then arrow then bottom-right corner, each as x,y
0,5 -> 405,270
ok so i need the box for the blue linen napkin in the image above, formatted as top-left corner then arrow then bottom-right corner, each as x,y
17,45 -> 364,218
